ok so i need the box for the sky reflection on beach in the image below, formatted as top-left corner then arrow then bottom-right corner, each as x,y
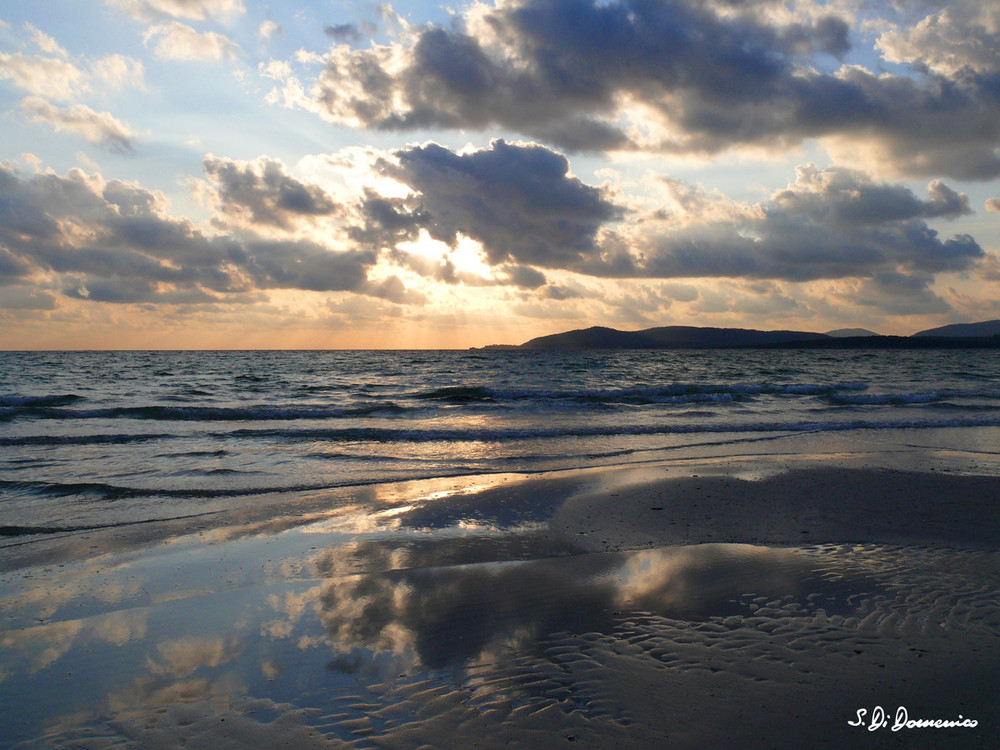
0,532 -> 948,747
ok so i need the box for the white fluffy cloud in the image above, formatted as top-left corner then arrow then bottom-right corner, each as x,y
0,53 -> 88,100
877,1 -> 1000,76
19,97 -> 136,153
91,54 -> 146,91
0,30 -> 144,100
0,26 -> 144,155
143,22 -> 239,61
257,20 -> 281,44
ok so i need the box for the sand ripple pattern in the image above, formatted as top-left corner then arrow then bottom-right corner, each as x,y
272,543 -> 1000,749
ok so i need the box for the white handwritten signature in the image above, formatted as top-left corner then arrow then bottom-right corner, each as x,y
849,706 -> 978,731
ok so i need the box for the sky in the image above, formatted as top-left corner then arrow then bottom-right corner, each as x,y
2,0 -> 1000,348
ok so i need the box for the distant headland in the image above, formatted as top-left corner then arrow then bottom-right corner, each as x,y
478,320 -> 1000,350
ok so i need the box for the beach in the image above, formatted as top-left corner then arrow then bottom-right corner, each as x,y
3,426 -> 1000,749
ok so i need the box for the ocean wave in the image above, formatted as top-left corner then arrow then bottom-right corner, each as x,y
828,392 -> 942,406
6,411 -> 1000,448
0,393 -> 83,412
10,383 -> 999,424
0,433 -> 175,446
414,386 -> 496,402
411,382 -> 872,404
0,401 -> 411,422
0,478 -> 338,501
221,415 -> 1000,444
827,388 -> 1000,406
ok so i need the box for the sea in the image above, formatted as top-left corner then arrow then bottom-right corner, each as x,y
2,348 -> 1000,534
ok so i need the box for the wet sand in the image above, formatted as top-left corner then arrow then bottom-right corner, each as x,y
2,430 -> 1000,748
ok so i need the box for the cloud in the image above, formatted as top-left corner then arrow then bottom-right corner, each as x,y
257,20 -> 281,44
202,155 -> 341,231
302,0 -> 1000,179
25,23 -> 70,58
503,265 -> 547,289
0,37 -> 144,100
769,167 -> 972,224
0,247 -> 36,282
0,285 -> 58,310
362,275 -> 429,304
624,165 -> 982,282
342,140 -> 979,300
0,139 -> 985,321
105,0 -> 245,22
986,198 -> 1000,214
0,52 -> 87,100
360,139 -> 621,270
0,165 -> 384,304
91,54 -> 146,90
19,97 -> 136,153
324,24 -> 361,42
849,272 -> 952,315
876,1 -> 1000,76
143,22 -> 239,61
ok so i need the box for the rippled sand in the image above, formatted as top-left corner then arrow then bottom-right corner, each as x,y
2,433 -> 1000,748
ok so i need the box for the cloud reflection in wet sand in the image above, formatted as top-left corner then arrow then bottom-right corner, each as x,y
312,543 -> 876,670
3,534 -> 1000,748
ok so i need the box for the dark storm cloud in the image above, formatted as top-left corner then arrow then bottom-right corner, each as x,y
203,155 -> 341,230
0,164 -> 379,303
361,139 -> 621,269
314,0 -> 1000,178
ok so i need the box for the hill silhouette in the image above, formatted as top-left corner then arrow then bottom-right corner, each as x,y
913,320 -> 1000,337
478,323 -> 1000,350
518,326 -> 829,349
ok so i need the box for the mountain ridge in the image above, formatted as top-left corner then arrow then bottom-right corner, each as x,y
518,325 -> 829,350
913,320 -> 1000,338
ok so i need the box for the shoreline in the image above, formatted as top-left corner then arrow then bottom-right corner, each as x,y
5,425 -> 1000,568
